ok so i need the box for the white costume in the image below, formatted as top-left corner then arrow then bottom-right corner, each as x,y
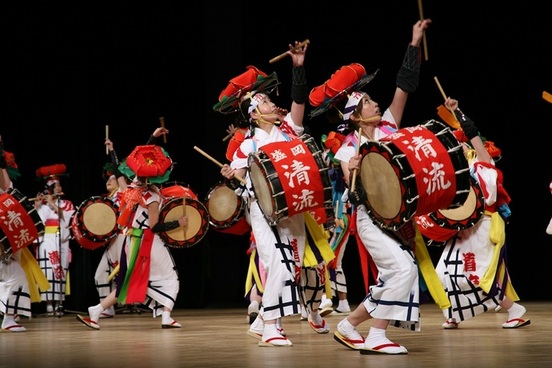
334,110 -> 420,330
231,115 -> 306,321
117,186 -> 179,317
36,196 -> 75,305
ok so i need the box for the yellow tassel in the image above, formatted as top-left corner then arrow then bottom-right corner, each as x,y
19,247 -> 50,303
413,224 -> 451,310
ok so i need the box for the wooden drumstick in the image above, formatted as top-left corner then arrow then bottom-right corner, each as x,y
159,117 -> 167,143
350,128 -> 362,193
434,76 -> 460,129
193,146 -> 247,185
182,196 -> 187,238
269,39 -> 310,64
105,125 -> 109,155
222,132 -> 233,142
417,0 -> 428,61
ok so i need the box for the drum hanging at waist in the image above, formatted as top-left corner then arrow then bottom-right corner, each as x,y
70,196 -> 119,250
248,134 -> 333,226
204,181 -> 251,236
359,119 -> 470,231
0,187 -> 44,261
158,196 -> 210,248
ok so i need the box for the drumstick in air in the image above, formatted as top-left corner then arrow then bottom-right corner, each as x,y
159,117 -> 167,143
193,146 -> 247,185
417,0 -> 428,61
105,125 -> 109,155
433,76 -> 460,129
222,132 -> 233,142
269,39 -> 310,64
350,128 -> 362,192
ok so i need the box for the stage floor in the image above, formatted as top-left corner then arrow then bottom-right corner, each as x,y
1,301 -> 550,368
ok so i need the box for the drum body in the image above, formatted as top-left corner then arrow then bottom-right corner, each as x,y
160,181 -> 198,200
248,134 -> 333,226
428,176 -> 485,231
359,119 -> 470,231
0,188 -> 44,261
204,181 -> 251,236
70,196 -> 119,250
158,197 -> 210,248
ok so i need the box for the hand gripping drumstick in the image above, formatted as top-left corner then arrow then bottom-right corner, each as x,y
269,39 -> 310,64
193,146 -> 247,185
433,76 -> 460,129
417,0 -> 429,61
349,128 -> 362,192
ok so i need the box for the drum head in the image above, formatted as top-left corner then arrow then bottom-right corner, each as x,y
360,151 -> 402,220
82,201 -> 118,236
430,177 -> 485,230
249,158 -> 275,222
159,197 -> 209,248
206,184 -> 241,225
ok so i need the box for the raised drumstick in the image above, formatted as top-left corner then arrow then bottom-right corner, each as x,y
269,39 -> 310,64
105,125 -> 109,154
159,117 -> 167,143
434,76 -> 460,129
417,0 -> 429,61
193,146 -> 246,185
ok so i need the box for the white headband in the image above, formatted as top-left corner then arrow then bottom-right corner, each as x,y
247,92 -> 267,114
342,91 -> 365,121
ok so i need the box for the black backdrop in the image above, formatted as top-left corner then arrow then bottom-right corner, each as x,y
2,1 -> 552,311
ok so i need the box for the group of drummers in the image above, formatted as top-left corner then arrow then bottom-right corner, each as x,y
1,16 -> 530,356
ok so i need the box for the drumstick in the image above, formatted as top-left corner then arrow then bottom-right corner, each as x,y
434,76 -> 460,127
182,196 -> 187,238
417,0 -> 428,61
269,39 -> 310,64
350,128 -> 362,192
105,125 -> 109,155
107,264 -> 119,282
193,146 -> 247,185
222,132 -> 233,142
159,117 -> 167,143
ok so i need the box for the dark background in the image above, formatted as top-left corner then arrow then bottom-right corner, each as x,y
2,1 -> 551,311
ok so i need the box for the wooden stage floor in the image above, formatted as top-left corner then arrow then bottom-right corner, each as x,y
1,301 -> 551,368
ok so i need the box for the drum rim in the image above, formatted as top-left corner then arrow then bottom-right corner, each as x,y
204,182 -> 245,228
158,196 -> 210,248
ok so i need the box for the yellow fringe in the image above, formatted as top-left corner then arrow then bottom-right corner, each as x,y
244,248 -> 264,296
479,212 -> 519,301
65,270 -> 70,296
304,212 -> 335,298
19,247 -> 50,303
414,224 -> 451,310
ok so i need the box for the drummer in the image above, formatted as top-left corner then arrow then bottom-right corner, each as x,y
311,19 -> 431,354
218,40 -> 332,347
77,127 -> 187,330
90,137 -> 129,319
0,140 -> 49,332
